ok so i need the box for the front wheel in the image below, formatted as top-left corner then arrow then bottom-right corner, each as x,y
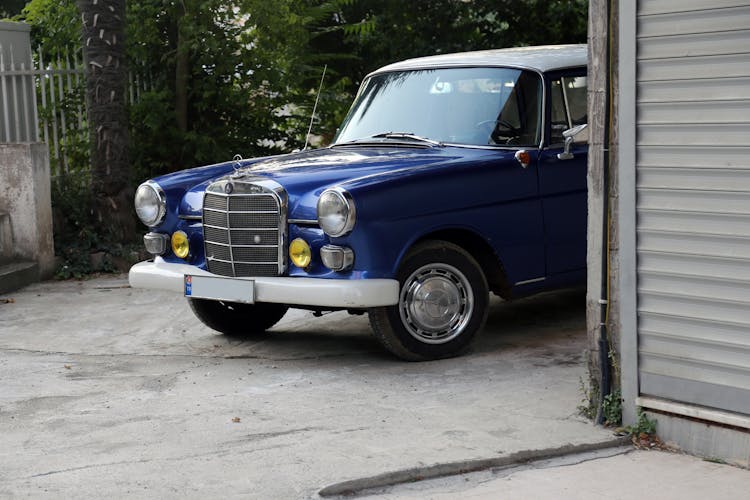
188,298 -> 288,337
369,241 -> 489,361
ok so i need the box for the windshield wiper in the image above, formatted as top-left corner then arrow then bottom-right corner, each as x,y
370,132 -> 444,146
331,132 -> 444,148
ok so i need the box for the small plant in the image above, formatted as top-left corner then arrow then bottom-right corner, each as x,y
577,377 -> 598,420
627,408 -> 657,436
602,389 -> 623,426
625,408 -> 661,449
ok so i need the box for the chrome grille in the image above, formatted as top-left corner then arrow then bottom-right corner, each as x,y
229,212 -> 278,228
203,209 -> 228,227
229,196 -> 278,211
203,195 -> 227,211
202,180 -> 286,277
235,263 -> 280,276
205,242 -> 232,261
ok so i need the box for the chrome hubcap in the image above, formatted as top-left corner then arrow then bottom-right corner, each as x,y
400,263 -> 474,344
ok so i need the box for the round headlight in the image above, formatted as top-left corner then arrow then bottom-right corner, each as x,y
134,181 -> 166,227
317,188 -> 356,237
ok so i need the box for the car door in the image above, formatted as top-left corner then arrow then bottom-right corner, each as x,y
536,70 -> 588,276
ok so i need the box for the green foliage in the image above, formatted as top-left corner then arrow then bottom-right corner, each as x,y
333,0 -> 587,73
21,0 -> 590,276
51,173 -> 103,279
124,0 -> 352,177
579,384 -> 624,428
16,0 -> 80,59
602,389 -> 623,426
577,377 -> 598,420
52,174 -> 144,278
21,0 -> 589,177
627,409 -> 658,436
38,79 -> 90,178
0,0 -> 26,18
305,0 -> 589,140
19,0 -> 91,181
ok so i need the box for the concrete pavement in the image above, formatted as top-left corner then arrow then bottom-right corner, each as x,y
2,275 -> 744,498
352,447 -> 750,500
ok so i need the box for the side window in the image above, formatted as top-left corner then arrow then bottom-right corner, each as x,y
564,76 -> 587,125
549,75 -> 587,145
550,80 -> 568,144
492,71 -> 541,146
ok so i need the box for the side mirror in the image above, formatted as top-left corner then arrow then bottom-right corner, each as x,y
557,123 -> 588,160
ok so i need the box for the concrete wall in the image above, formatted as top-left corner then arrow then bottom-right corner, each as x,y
0,143 -> 55,277
0,21 -> 32,66
645,410 -> 750,468
586,0 -> 627,422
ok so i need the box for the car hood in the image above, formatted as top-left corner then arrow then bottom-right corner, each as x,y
181,146 -> 510,220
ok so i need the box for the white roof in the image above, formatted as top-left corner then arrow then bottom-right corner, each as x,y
370,44 -> 587,76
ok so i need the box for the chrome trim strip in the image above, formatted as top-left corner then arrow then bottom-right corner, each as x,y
204,208 -> 278,215
206,257 -> 279,265
178,214 -> 202,221
288,219 -> 318,226
224,193 -> 236,276
205,241 -> 277,249
202,223 -> 277,231
514,277 -> 546,286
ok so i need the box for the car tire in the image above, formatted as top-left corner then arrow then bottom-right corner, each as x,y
188,298 -> 288,337
369,240 -> 489,361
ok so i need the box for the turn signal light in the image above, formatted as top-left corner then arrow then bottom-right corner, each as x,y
515,150 -> 531,168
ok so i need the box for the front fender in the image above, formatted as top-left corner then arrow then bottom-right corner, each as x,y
333,151 -> 543,283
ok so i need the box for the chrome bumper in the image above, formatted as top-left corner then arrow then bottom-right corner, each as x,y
128,260 -> 399,308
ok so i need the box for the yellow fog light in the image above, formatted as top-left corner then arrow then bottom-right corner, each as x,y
289,238 -> 312,268
171,231 -> 190,259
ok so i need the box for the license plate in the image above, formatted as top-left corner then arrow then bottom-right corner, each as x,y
184,275 -> 255,304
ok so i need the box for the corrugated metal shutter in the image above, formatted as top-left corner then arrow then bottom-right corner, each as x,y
636,0 -> 750,415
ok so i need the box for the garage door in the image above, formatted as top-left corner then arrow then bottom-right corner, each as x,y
636,0 -> 750,415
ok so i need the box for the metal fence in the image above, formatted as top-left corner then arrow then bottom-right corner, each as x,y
0,42 -> 149,179
0,42 -> 38,144
36,48 -> 87,177
0,42 -> 88,178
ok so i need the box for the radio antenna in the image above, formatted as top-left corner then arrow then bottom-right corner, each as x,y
304,64 -> 327,150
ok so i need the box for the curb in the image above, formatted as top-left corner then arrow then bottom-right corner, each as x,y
318,436 -> 630,497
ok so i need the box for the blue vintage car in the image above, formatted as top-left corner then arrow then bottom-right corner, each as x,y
129,44 -> 589,360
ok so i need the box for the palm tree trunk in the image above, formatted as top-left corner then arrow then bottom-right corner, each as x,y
77,0 -> 134,243
175,0 -> 191,134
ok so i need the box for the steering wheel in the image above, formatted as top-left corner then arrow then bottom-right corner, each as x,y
475,119 -> 520,144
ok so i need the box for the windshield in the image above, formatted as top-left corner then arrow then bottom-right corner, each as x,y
335,67 -> 542,147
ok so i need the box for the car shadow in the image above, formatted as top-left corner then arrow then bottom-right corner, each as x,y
214,287 -> 587,363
